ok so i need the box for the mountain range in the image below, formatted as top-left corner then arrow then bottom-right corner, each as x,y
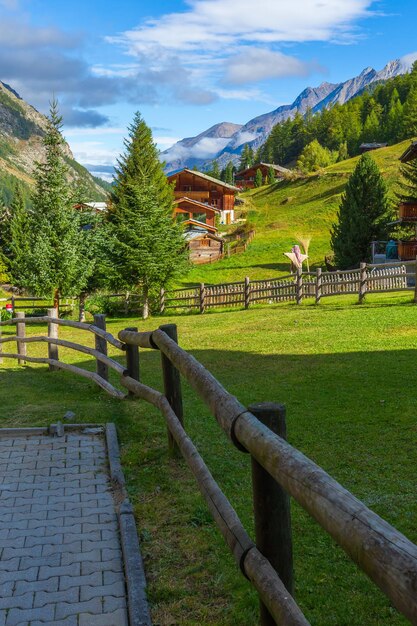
0,80 -> 107,201
162,55 -> 417,173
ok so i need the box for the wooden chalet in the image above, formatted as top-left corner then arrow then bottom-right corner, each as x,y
373,141 -> 417,262
167,169 -> 239,225
185,230 -> 224,264
173,197 -> 220,229
359,143 -> 388,154
235,162 -> 290,189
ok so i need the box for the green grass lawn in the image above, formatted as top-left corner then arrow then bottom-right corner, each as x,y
181,140 -> 410,287
0,295 -> 416,625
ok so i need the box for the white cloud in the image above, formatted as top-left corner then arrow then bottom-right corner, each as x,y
70,140 -> 118,166
106,0 -> 375,98
155,136 -> 181,150
225,49 -> 324,85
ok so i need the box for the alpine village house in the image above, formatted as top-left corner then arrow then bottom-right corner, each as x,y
168,168 -> 239,264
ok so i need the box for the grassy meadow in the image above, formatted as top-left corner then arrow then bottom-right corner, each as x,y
0,293 -> 416,625
182,140 -> 410,287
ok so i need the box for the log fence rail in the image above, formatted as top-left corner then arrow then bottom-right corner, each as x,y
0,313 -> 416,624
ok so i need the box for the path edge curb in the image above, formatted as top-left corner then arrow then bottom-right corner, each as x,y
106,423 -> 152,626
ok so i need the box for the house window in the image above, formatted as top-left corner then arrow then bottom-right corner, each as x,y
211,199 -> 218,206
183,185 -> 192,192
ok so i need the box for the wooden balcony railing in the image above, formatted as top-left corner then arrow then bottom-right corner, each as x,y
399,202 -> 417,220
398,240 -> 417,260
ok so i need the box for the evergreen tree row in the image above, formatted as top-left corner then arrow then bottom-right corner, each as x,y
258,62 -> 417,168
0,104 -> 189,319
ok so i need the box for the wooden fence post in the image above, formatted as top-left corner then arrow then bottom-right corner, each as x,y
249,402 -> 294,626
16,311 -> 26,365
199,283 -> 205,314
160,287 -> 165,314
315,267 -> 322,304
244,276 -> 251,309
359,262 -> 367,304
124,326 -> 140,396
159,323 -> 184,457
296,268 -> 303,305
47,308 -> 59,371
414,256 -> 417,303
94,313 -> 108,382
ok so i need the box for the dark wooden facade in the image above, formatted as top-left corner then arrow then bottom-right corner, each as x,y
173,197 -> 219,228
235,162 -> 290,189
186,232 -> 224,264
399,141 -> 417,163
168,169 -> 238,223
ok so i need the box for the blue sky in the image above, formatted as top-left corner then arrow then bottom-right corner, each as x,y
1,0 -> 417,178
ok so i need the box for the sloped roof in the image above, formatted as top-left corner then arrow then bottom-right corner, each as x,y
168,168 -> 239,192
173,196 -> 221,213
399,141 -> 417,163
184,231 -> 223,242
235,162 -> 290,177
183,219 -> 218,233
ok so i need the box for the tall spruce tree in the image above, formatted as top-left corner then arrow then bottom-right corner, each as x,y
331,153 -> 392,269
18,101 -> 92,309
254,168 -> 263,187
110,112 -> 188,319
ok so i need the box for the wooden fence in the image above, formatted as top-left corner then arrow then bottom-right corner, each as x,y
0,295 -> 76,316
161,261 -> 416,313
1,314 -> 416,625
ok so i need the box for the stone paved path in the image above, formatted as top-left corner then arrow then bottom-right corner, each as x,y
0,430 -> 129,626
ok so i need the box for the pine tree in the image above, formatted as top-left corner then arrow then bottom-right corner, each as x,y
8,184 -> 31,287
331,153 -> 392,269
18,100 -> 92,308
397,157 -> 417,203
403,83 -> 417,138
267,166 -> 276,185
223,161 -> 234,184
254,168 -> 263,187
110,112 -> 188,319
207,160 -> 220,180
239,144 -> 254,170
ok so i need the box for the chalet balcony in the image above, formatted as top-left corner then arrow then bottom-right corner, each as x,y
372,239 -> 417,262
398,240 -> 417,260
399,202 -> 417,220
174,191 -> 209,201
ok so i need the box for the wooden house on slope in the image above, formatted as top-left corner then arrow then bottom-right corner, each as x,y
235,162 -> 290,189
173,197 -> 220,228
372,141 -> 417,263
168,169 -> 239,225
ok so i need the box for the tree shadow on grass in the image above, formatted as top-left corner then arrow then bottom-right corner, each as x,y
0,346 -> 415,626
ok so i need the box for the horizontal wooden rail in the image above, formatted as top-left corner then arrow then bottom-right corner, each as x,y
120,375 -> 309,626
122,328 -> 417,623
0,336 -> 125,375
1,353 -> 125,398
0,316 -> 124,350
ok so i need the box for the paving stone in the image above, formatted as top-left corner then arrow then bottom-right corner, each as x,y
34,586 -> 79,608
0,592 -> 33,610
55,597 -> 102,619
59,571 -> 102,591
5,604 -> 55,626
0,431 -> 129,623
81,581 -> 125,601
14,576 -> 59,596
78,608 -> 129,626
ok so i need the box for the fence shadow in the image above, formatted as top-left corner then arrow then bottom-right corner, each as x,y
0,345 -> 416,625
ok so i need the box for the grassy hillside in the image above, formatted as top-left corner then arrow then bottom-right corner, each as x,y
0,295 -> 415,625
181,140 -> 410,286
